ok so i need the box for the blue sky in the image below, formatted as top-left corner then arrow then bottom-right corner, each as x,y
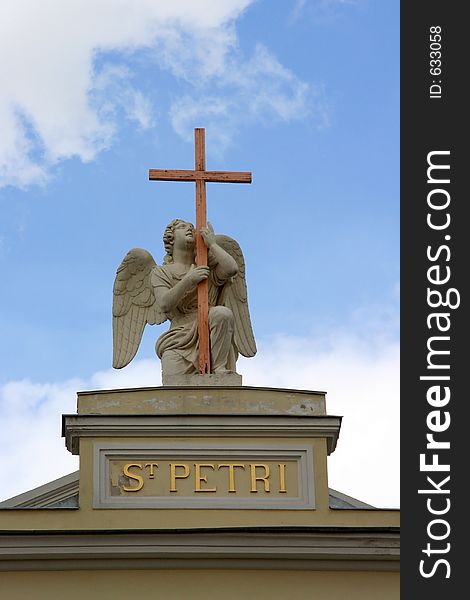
0,0 -> 399,506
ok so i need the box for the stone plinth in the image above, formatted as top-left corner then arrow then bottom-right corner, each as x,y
76,385 -> 327,416
162,372 -> 243,387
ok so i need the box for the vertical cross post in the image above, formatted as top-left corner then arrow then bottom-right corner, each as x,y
149,128 -> 252,375
194,129 -> 210,373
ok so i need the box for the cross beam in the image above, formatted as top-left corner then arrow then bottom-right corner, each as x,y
149,128 -> 252,374
148,170 -> 251,183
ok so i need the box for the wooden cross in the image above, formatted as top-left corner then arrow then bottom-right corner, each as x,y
149,128 -> 252,374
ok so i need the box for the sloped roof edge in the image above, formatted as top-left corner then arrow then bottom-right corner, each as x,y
0,472 -> 375,510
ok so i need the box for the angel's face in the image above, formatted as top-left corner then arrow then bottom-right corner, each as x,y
173,221 -> 195,250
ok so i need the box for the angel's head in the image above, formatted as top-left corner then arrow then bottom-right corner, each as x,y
163,219 -> 195,264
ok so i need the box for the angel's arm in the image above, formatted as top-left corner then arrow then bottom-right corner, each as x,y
152,266 -> 210,313
201,223 -> 238,281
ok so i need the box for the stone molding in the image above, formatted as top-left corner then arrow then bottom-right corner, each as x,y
0,528 -> 400,572
63,414 -> 342,455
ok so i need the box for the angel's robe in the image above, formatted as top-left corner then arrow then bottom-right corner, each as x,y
151,260 -> 236,373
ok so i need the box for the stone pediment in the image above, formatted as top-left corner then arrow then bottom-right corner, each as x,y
0,472 -> 79,509
0,471 -> 374,511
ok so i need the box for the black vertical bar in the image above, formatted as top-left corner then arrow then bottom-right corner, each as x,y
401,2 -> 465,596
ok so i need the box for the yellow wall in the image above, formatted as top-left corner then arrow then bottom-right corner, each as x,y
0,569 -> 399,600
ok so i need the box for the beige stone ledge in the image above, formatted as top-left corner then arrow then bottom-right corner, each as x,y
62,414 -> 341,455
76,385 -> 327,417
0,528 -> 400,572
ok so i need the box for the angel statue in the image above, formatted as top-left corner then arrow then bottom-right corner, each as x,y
112,220 -> 256,380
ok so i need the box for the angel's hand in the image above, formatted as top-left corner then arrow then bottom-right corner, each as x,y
184,265 -> 210,289
200,222 -> 216,249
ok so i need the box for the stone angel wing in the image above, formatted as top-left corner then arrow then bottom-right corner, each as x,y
215,235 -> 257,358
112,248 -> 166,369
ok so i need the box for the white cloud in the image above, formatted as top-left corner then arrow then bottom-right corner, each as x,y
90,359 -> 162,390
129,91 -> 155,130
0,1 -> 251,188
240,332 -> 399,508
289,0 -> 363,25
0,360 -> 161,502
0,377 -> 82,499
0,330 -> 398,508
0,0 -> 317,188
170,44 -> 326,154
91,64 -> 154,130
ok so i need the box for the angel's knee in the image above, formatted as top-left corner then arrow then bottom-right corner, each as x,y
161,350 -> 195,376
209,306 -> 233,328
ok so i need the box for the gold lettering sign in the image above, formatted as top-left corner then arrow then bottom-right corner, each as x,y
279,463 -> 287,493
118,461 -> 293,496
250,463 -> 270,493
97,444 -> 315,509
169,463 -> 190,492
194,463 -> 216,493
217,463 -> 245,493
122,463 -> 144,492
